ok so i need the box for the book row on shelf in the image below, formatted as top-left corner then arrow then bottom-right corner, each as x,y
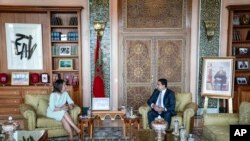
51,16 -> 78,26
51,31 -> 78,41
52,45 -> 78,56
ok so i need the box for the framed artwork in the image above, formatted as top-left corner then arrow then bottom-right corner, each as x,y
236,77 -> 248,84
58,59 -> 73,70
233,15 -> 240,25
201,57 -> 235,97
237,60 -> 249,70
60,46 -> 71,56
11,72 -> 29,85
5,23 -> 43,70
52,73 -> 60,84
63,73 -> 73,85
92,98 -> 110,110
41,73 -> 49,83
238,48 -> 248,55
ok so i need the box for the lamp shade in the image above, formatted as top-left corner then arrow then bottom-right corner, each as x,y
0,73 -> 8,84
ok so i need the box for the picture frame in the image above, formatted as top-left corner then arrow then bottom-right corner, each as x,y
41,73 -> 49,83
60,46 -> 71,56
5,23 -> 43,70
52,73 -> 61,84
63,73 -> 73,85
237,60 -> 249,70
236,77 -> 248,85
233,15 -> 240,25
11,72 -> 29,85
201,57 -> 235,97
92,98 -> 110,110
58,59 -> 73,70
238,48 -> 248,55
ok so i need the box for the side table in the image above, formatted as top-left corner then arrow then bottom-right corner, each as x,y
78,116 -> 94,140
123,116 -> 140,139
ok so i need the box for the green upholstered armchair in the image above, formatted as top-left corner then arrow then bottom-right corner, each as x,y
203,102 -> 250,141
19,94 -> 81,138
138,92 -> 198,134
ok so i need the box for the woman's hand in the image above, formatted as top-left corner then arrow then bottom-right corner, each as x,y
68,104 -> 74,110
61,105 -> 69,111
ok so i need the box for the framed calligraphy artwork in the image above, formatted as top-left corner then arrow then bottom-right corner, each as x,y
5,23 -> 43,70
201,57 -> 235,98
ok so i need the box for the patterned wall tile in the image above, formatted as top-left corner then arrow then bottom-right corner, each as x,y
127,86 -> 152,110
126,0 -> 183,28
125,40 -> 152,83
198,0 -> 221,108
89,0 -> 111,97
157,40 -> 183,82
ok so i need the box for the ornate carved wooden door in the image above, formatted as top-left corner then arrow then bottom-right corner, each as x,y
118,0 -> 191,110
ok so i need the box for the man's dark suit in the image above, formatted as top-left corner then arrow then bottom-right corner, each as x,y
147,88 -> 176,128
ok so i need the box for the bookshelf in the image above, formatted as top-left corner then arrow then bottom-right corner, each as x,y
49,9 -> 82,106
227,5 -> 250,113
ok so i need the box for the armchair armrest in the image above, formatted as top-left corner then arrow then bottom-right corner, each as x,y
69,105 -> 81,124
203,113 -> 239,126
183,102 -> 198,134
19,104 -> 36,130
138,104 -> 151,129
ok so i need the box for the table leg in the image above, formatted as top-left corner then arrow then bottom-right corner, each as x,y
89,123 -> 93,139
123,122 -> 126,138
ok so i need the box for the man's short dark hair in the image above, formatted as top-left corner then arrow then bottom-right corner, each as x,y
158,78 -> 168,87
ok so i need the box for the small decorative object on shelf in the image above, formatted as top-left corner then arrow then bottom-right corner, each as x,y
30,73 -> 40,85
69,17 -> 78,25
41,73 -> 49,84
0,73 -> 8,85
63,73 -> 73,85
233,15 -> 240,25
72,74 -> 79,86
52,73 -> 61,84
240,14 -> 249,25
51,16 -> 62,25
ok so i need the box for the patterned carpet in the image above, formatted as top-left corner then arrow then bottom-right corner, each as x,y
48,127 -> 202,141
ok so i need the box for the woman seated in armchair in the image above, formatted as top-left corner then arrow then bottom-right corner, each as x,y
47,79 -> 81,141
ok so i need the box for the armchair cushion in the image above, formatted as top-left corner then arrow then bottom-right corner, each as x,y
37,116 -> 62,128
37,99 -> 49,116
239,102 -> 250,124
25,94 -> 49,110
175,93 -> 192,112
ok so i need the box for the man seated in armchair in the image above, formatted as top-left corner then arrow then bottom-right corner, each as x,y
147,78 -> 176,128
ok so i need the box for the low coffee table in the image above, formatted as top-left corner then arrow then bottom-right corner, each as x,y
14,130 -> 48,141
